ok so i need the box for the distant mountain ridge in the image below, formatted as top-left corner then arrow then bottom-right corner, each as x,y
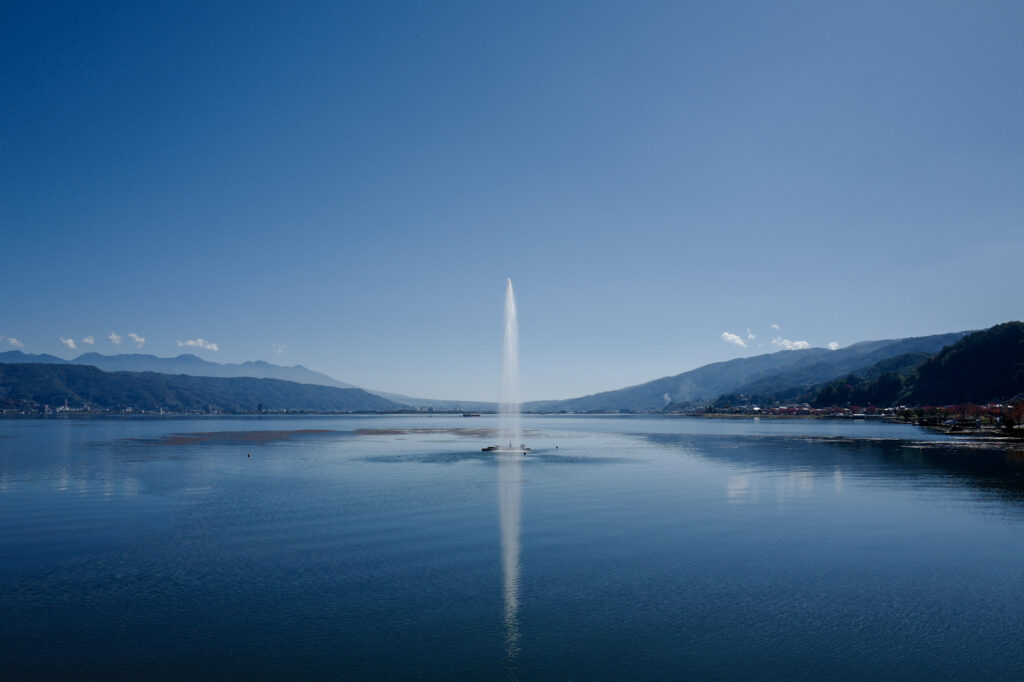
807,323 -> 1024,408
0,328 -> 995,413
0,351 -> 69,365
0,351 -> 495,410
904,322 -> 1024,405
524,331 -> 970,412
0,351 -> 356,389
719,333 -> 969,400
368,391 -> 498,412
0,363 -> 403,413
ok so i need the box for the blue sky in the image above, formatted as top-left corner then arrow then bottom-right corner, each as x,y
2,1 -> 1022,401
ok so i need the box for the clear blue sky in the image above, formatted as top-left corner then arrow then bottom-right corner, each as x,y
2,1 -> 1022,401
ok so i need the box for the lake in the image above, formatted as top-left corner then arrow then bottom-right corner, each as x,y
2,415 -> 1024,680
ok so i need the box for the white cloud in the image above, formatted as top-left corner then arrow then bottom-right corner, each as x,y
7,338 -> 24,348
127,332 -> 145,348
60,336 -> 77,350
271,343 -> 286,355
177,338 -> 219,351
721,332 -> 747,348
771,337 -> 810,351
746,328 -> 756,341
82,335 -> 95,345
827,341 -> 840,351
108,332 -> 122,345
771,324 -> 780,332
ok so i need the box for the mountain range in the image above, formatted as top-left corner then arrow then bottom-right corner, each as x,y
0,363 -> 402,413
0,351 -> 496,411
0,351 -> 356,388
523,331 -> 969,412
807,322 -> 1024,408
3,323 -> 1021,414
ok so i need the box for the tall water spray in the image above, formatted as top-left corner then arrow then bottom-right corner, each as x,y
499,279 -> 521,451
497,278 -> 524,664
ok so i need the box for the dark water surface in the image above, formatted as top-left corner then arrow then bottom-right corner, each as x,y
2,415 -> 1024,680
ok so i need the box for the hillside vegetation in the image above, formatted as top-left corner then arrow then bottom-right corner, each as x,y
0,363 -> 404,413
810,322 -> 1024,408
903,322 -> 1024,405
526,331 -> 967,412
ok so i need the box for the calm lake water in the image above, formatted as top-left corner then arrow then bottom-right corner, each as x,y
2,415 -> 1024,680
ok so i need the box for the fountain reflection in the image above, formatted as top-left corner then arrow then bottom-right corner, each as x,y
498,451 -> 523,664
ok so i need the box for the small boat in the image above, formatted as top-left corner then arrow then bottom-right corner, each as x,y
482,445 -> 500,452
462,413 -> 481,417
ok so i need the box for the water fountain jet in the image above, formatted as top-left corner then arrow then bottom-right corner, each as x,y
484,278 -> 529,454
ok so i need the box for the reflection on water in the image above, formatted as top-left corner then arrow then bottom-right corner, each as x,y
498,452 -> 522,665
725,473 -> 752,503
644,431 -> 1024,505
777,469 -> 814,504
5,416 -> 1024,680
726,468 -> 817,506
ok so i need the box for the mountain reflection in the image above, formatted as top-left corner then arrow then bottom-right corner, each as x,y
643,432 -> 1024,504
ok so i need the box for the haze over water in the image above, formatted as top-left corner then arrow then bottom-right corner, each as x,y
3,415 -> 1024,679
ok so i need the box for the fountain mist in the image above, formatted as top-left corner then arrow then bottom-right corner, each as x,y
499,278 -> 521,451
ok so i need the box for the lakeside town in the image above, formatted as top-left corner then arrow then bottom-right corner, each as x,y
5,397 -> 1023,440
690,401 -> 1024,436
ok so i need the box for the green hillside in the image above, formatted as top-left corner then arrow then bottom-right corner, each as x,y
903,322 -> 1024,406
526,331 -> 967,412
809,322 -> 1024,407
0,363 -> 406,413
811,353 -> 932,407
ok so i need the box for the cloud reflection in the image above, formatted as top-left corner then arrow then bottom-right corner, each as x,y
726,474 -> 752,503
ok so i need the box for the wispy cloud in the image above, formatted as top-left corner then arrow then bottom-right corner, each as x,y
177,338 -> 219,351
746,328 -> 756,341
721,332 -> 747,348
5,337 -> 24,348
271,343 -> 286,355
108,332 -> 122,345
82,335 -> 95,345
771,337 -> 810,350
127,332 -> 145,348
827,341 -> 840,351
60,336 -> 77,350
771,324 -> 780,332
